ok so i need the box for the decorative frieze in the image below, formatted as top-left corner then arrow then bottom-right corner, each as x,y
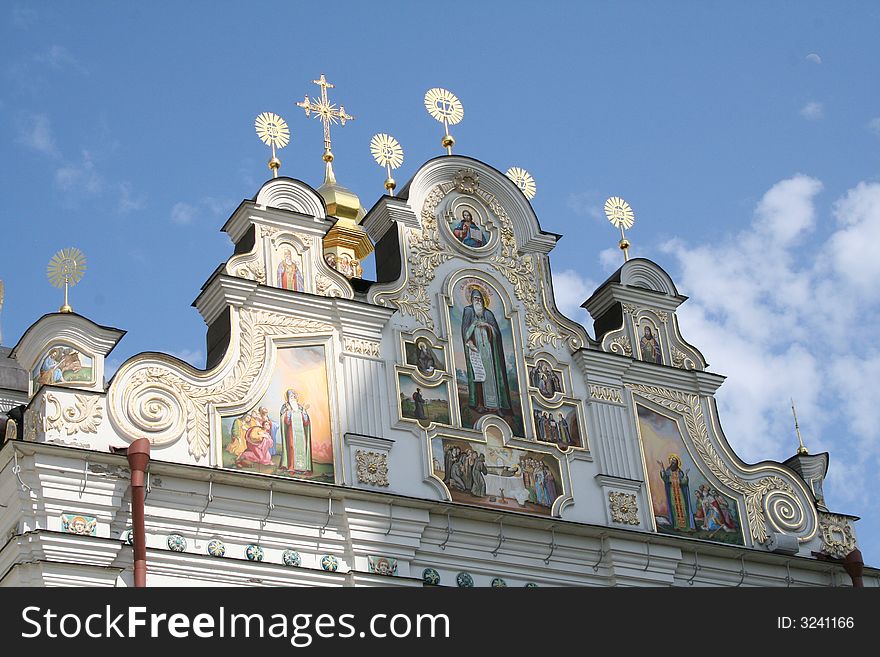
45,393 -> 103,435
589,385 -> 623,404
343,338 -> 381,358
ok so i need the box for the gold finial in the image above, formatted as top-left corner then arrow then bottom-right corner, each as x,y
370,133 -> 404,196
255,112 -> 290,178
604,196 -> 636,262
297,73 -> 354,165
47,247 -> 86,313
791,399 -> 809,455
506,167 -> 537,200
424,88 -> 463,155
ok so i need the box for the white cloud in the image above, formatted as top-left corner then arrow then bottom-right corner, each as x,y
34,45 -> 87,74
867,117 -> 880,137
551,268 -> 596,326
117,182 -> 147,214
17,113 -> 59,158
55,150 -> 102,194
566,190 -> 604,221
171,197 -> 234,225
171,202 -> 197,225
662,175 -> 880,516
805,53 -> 822,65
599,246 -> 626,272
800,101 -> 824,121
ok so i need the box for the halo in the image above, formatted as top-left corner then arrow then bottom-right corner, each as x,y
506,167 -> 537,200
604,196 -> 635,229
47,248 -> 86,289
255,112 -> 290,149
370,133 -> 404,169
667,453 -> 681,465
424,88 -> 464,125
462,279 -> 492,308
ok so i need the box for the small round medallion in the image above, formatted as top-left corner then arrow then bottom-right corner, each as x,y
525,582 -> 538,588
282,549 -> 302,567
491,577 -> 507,588
207,540 -> 226,558
122,528 -> 134,545
422,568 -> 441,586
456,572 -> 474,588
166,534 -> 187,552
246,544 -> 264,562
321,555 -> 339,572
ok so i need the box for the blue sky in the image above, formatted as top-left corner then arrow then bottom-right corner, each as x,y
3,2 -> 880,568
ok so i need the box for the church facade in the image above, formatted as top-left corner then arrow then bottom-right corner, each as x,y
0,141 -> 870,586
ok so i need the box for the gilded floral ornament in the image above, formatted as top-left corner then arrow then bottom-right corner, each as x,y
818,513 -> 856,559
109,308 -> 334,460
608,492 -> 639,525
356,450 -> 389,487
608,335 -> 633,357
589,385 -> 623,404
626,384 -> 815,544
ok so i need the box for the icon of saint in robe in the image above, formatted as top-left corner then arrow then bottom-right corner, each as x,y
277,249 -> 304,291
280,389 -> 312,474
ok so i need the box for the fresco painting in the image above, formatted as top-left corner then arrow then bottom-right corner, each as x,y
431,435 -> 561,516
449,277 -> 524,436
532,400 -> 583,449
637,404 -> 744,545
404,338 -> 444,376
33,344 -> 93,390
399,373 -> 450,427
221,345 -> 334,483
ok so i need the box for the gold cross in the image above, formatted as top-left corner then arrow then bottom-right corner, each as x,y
297,74 -> 354,158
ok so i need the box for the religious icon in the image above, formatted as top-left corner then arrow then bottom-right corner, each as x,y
637,405 -> 742,545
530,359 -> 563,399
432,436 -> 561,516
404,339 -> 444,376
639,322 -> 662,364
450,209 -> 488,248
277,248 -> 304,291
220,346 -> 334,483
532,401 -> 582,449
32,344 -> 93,390
398,373 -> 450,427
450,278 -> 523,435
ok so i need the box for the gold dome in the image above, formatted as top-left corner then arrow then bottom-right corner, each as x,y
317,160 -> 365,222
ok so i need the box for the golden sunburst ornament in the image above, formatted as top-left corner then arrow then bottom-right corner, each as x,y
604,196 -> 636,262
47,247 -> 86,313
506,167 -> 537,200
255,112 -> 290,178
370,133 -> 404,195
424,88 -> 463,155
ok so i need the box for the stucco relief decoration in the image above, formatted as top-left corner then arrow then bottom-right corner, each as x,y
45,393 -> 103,435
609,491 -> 639,525
343,338 -> 381,358
608,335 -> 633,357
374,170 -> 583,351
589,385 -> 623,404
626,384 -> 815,544
356,450 -> 389,487
227,251 -> 267,285
818,513 -> 857,559
109,308 -> 334,460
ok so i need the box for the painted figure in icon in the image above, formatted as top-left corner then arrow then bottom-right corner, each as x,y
461,288 -> 512,415
280,389 -> 312,473
640,324 -> 662,364
416,340 -> 437,375
226,408 -> 279,466
531,360 -> 562,398
413,387 -> 427,420
452,210 -> 487,248
38,346 -> 84,385
693,484 -> 737,533
658,455 -> 693,530
277,249 -> 304,291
